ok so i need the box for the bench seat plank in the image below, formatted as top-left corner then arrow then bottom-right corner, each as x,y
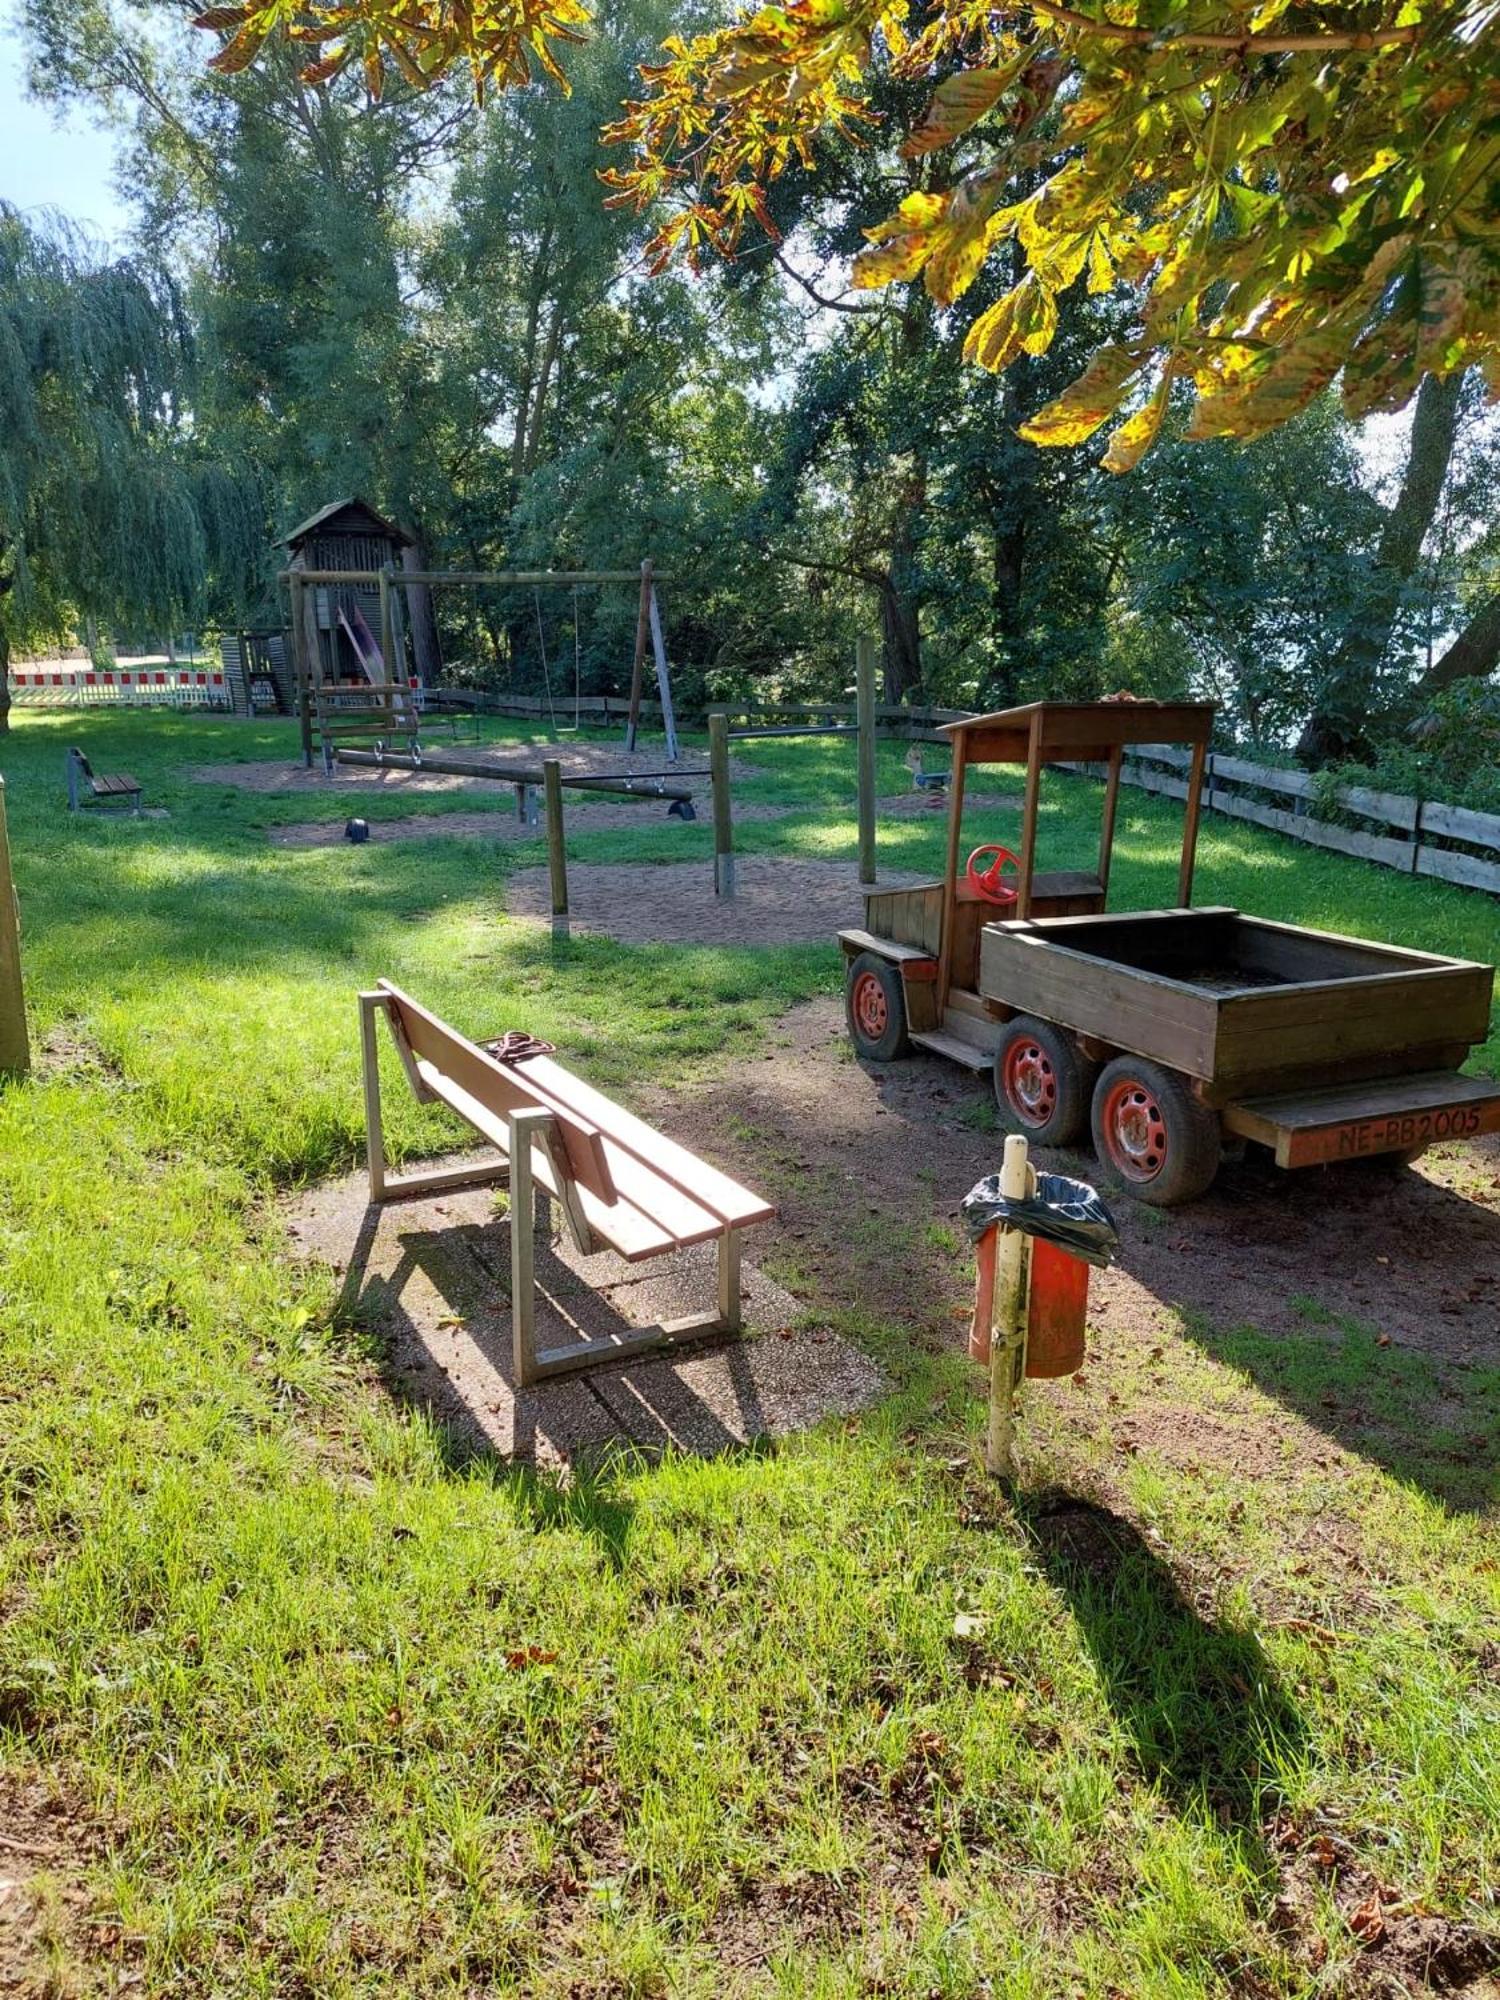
414,1059 -> 710,1262
381,982 -> 615,1203
95,773 -> 141,796
516,1054 -> 776,1230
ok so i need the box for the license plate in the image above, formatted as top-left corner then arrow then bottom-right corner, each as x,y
1287,1096 -> 1500,1168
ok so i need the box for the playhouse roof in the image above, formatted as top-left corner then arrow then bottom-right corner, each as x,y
938,699 -> 1216,767
280,498 -> 415,550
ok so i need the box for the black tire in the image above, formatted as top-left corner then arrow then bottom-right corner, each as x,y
845,951 -> 910,1062
1090,1056 -> 1222,1206
993,1015 -> 1098,1146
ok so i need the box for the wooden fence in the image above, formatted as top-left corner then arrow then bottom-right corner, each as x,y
1079,742 -> 1500,899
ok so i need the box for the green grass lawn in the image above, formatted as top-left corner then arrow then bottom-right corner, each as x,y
1,708 -> 1496,1997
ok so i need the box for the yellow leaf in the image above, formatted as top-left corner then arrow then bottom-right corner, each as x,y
863,190 -> 948,244
1086,232 -> 1114,295
1102,373 -> 1171,473
851,233 -> 933,287
963,282 -> 1026,372
902,50 -> 1029,158
1018,344 -> 1140,446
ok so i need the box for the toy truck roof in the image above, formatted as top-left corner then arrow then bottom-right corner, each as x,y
938,700 -> 1217,769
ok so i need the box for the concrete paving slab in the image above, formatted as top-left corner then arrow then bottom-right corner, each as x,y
285,1156 -> 884,1470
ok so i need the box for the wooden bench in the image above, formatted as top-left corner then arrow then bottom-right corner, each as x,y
359,981 -> 775,1386
66,747 -> 142,815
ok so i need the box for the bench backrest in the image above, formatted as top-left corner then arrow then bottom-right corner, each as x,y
69,747 -> 94,778
378,981 -> 616,1204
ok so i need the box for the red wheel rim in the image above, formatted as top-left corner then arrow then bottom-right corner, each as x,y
1002,1038 -> 1057,1127
852,969 -> 888,1042
1101,1077 -> 1168,1181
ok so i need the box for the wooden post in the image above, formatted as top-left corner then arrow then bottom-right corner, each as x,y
289,575 -> 314,769
543,759 -> 568,940
647,581 -> 680,763
1179,739 -> 1207,905
710,712 -> 734,899
1015,710 -> 1044,920
625,559 -> 653,753
985,1133 -> 1033,1482
936,745 -> 967,1012
856,634 -> 877,886
0,778 -> 28,1079
378,565 -> 396,682
1097,743 -> 1123,904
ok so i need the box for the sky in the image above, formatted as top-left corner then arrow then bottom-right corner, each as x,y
0,16 -> 132,248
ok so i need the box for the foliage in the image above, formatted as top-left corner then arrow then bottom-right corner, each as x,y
0,203 -> 264,720
197,0 -> 1500,468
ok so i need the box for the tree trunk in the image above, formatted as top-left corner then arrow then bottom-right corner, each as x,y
400,542 -> 442,685
1417,591 -> 1500,695
880,583 -> 922,702
1298,370 -> 1466,764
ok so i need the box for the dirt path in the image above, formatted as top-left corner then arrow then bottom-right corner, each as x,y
504,858 -> 932,945
649,998 -> 1500,1516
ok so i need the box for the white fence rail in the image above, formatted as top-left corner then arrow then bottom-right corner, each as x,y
8,666 -> 233,709
1075,743 -> 1500,899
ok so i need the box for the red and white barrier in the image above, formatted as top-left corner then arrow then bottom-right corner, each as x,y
8,668 -> 233,709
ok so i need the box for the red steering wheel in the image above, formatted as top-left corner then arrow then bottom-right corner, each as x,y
966,843 -> 1021,906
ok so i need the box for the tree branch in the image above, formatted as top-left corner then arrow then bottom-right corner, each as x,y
1026,0 -> 1419,53
774,250 -> 882,316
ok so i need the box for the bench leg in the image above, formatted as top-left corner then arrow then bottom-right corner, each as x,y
359,991 -> 388,1202
509,1107 -> 553,1389
717,1228 -> 742,1333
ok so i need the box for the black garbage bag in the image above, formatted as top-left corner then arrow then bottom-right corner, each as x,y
961,1172 -> 1120,1269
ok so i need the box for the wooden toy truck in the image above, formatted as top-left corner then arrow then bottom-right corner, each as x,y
840,700 -> 1500,1205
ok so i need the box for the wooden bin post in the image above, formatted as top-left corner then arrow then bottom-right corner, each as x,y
0,778 -> 28,1079
543,759 -> 568,940
985,1133 -> 1033,1481
710,712 -> 734,899
856,633 -> 877,886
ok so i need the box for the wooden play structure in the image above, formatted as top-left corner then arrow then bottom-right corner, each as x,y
359,982 -> 773,1386
280,519 -> 680,773
841,700 -> 1500,1204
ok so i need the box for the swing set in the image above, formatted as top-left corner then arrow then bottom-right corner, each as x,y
283,559 -> 679,770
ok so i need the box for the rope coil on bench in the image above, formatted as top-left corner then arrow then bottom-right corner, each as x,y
483,1032 -> 557,1063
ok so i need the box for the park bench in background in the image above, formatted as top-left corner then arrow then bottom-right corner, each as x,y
359,980 -> 774,1386
66,747 -> 142,815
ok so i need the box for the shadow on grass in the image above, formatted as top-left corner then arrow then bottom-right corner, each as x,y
1020,1492 -> 1304,1854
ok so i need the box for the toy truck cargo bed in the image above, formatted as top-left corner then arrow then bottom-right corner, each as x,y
978,906 -> 1500,1157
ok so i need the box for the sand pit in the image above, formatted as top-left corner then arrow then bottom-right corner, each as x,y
188,739 -> 752,795
505,857 -> 930,946
268,799 -> 793,848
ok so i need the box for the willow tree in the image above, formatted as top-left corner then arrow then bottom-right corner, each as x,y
0,204 -> 263,732
197,0 -> 1498,471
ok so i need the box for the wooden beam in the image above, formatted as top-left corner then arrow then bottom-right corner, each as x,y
544,759 -> 568,940
856,633 -> 877,887
288,574 -> 314,769
1179,739 -> 1207,905
378,565 -> 396,683
0,778 -> 28,1079
625,559 -> 653,754
936,743 -> 968,1011
281,568 -> 668,588
647,578 -> 679,762
1097,743 -> 1123,903
710,712 -> 735,898
1016,710 -> 1044,921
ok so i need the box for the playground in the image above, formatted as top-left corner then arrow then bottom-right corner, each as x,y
1,704 -> 1497,1997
